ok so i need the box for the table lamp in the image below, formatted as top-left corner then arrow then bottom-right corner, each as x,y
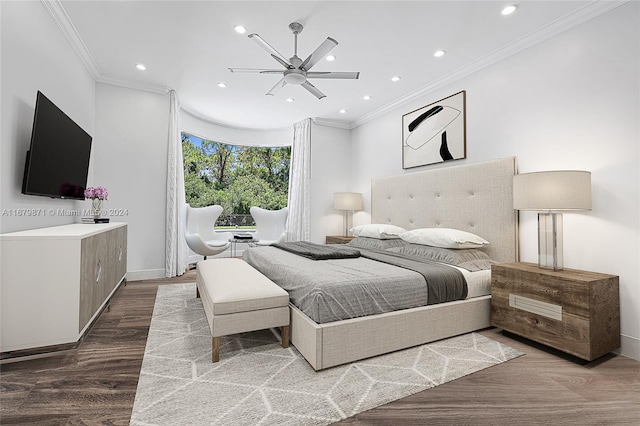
333,192 -> 363,237
513,170 -> 591,271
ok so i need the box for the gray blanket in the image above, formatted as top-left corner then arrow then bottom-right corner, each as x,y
360,248 -> 468,304
272,241 -> 361,260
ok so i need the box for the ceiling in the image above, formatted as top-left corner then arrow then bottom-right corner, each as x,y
56,0 -> 615,130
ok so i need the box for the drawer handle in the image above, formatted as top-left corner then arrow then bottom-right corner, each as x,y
118,245 -> 123,262
95,259 -> 102,283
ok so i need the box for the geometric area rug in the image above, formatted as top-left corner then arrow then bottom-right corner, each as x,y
131,283 -> 523,426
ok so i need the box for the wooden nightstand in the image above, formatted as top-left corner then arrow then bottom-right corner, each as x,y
325,235 -> 356,244
491,262 -> 619,361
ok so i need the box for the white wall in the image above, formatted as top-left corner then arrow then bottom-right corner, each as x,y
0,1 -> 95,233
93,84 -> 170,279
309,122 -> 352,243
350,3 -> 639,360
0,2 -> 170,280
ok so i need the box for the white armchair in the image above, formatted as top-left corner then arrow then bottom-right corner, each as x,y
184,204 -> 233,259
250,206 -> 289,246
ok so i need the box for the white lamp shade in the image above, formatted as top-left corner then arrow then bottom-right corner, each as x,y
333,192 -> 363,211
513,171 -> 591,211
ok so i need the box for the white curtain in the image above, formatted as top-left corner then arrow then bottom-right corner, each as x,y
165,90 -> 188,277
286,118 -> 312,242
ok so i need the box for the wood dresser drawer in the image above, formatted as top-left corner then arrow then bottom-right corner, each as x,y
491,262 -> 619,361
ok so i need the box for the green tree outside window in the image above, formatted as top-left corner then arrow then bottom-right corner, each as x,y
182,132 -> 290,228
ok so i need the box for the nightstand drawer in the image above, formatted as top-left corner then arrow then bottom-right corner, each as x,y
325,235 -> 355,244
508,294 -> 562,321
491,262 -> 619,361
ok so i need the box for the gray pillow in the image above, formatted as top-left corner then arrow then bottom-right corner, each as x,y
387,243 -> 495,271
347,237 -> 408,251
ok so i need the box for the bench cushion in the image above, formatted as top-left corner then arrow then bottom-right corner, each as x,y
197,258 -> 289,315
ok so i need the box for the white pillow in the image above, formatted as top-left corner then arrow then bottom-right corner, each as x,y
350,224 -> 407,240
399,228 -> 489,249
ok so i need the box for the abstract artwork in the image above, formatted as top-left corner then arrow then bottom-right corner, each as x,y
402,90 -> 466,169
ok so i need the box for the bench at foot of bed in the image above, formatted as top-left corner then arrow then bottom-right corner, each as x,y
196,258 -> 290,362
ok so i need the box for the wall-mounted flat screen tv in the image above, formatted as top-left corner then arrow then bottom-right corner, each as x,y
21,91 -> 92,200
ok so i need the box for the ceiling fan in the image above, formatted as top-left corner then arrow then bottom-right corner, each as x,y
229,22 -> 360,99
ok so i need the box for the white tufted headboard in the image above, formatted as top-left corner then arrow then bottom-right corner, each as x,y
371,157 -> 518,263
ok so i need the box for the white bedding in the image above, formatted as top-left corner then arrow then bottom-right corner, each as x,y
456,266 -> 491,299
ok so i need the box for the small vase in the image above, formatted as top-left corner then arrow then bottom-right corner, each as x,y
92,198 -> 102,219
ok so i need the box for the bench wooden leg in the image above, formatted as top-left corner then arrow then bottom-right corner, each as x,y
281,325 -> 290,348
212,336 -> 220,362
196,286 -> 200,298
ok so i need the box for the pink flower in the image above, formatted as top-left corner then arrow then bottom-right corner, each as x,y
85,186 -> 108,200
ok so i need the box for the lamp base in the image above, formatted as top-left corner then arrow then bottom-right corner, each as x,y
538,212 -> 563,271
342,211 -> 354,237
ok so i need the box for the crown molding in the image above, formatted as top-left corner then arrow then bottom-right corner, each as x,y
312,118 -> 352,130
95,75 -> 170,95
40,0 -> 101,79
41,0 -> 171,95
351,0 -> 629,129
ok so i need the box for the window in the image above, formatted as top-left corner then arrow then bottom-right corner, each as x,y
182,132 -> 291,228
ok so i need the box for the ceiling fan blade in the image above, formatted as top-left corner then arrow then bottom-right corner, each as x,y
248,33 -> 292,69
266,77 -> 287,96
229,68 -> 285,74
300,37 -> 338,71
306,71 -> 360,79
301,81 -> 326,99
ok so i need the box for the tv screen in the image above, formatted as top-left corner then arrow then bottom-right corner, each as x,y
21,91 -> 92,200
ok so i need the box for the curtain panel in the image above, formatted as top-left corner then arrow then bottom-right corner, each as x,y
287,118 -> 312,242
165,90 -> 188,277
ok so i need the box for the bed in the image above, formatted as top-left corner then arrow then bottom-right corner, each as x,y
244,157 -> 518,370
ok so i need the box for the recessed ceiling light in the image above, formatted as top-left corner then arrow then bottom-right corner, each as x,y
391,76 -> 401,82
339,109 -> 347,114
217,82 -> 227,88
135,64 -> 146,71
501,5 -> 518,15
325,55 -> 336,62
434,50 -> 446,57
363,95 -> 372,100
286,97 -> 295,102
234,25 -> 247,34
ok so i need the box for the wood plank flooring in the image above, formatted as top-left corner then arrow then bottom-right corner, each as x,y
1,270 -> 639,425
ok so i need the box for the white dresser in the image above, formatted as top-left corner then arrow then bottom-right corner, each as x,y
1,223 -> 127,353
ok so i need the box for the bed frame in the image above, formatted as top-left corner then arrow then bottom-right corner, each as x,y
290,157 -> 518,370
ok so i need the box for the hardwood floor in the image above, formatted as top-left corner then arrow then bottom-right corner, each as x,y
1,270 -> 639,425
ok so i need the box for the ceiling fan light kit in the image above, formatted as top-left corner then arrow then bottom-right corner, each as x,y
229,22 -> 360,99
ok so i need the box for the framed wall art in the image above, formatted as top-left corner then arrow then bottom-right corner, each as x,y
402,90 -> 466,169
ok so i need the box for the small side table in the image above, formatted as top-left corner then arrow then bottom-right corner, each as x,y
228,237 -> 258,257
491,262 -> 619,361
325,235 -> 356,244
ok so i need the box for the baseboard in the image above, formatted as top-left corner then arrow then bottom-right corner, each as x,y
126,269 -> 166,281
128,249 -> 248,282
188,250 -> 245,264
619,333 -> 640,361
